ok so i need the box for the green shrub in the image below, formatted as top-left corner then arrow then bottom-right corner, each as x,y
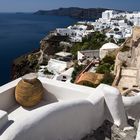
101,73 -> 115,85
96,63 -> 111,74
35,64 -> 40,71
120,45 -> 130,52
71,63 -> 84,83
71,31 -> 107,58
110,64 -> 115,71
101,55 -> 115,65
118,39 -> 125,44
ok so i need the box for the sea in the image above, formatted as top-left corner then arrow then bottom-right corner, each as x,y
0,13 -> 78,86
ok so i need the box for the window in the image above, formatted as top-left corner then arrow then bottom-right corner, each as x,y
63,76 -> 67,79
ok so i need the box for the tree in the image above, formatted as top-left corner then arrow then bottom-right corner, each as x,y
101,73 -> 115,85
71,31 -> 107,58
96,63 -> 111,74
71,63 -> 84,83
101,55 -> 115,65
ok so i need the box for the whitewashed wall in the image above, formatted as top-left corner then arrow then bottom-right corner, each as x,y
0,77 -> 140,140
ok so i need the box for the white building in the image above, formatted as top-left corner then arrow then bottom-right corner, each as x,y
134,16 -> 140,26
100,42 -> 120,59
125,12 -> 140,26
94,21 -> 110,31
102,10 -> 117,20
47,59 -> 70,74
56,24 -> 93,43
55,67 -> 74,82
77,50 -> 99,61
56,28 -> 84,42
105,24 -> 132,41
70,24 -> 87,31
56,28 -> 76,37
93,10 -> 136,39
55,51 -> 72,58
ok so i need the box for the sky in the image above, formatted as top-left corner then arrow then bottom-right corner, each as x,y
0,0 -> 140,12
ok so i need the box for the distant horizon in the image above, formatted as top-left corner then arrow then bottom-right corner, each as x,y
0,6 -> 137,13
0,0 -> 139,13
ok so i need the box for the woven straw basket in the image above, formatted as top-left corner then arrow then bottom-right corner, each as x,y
15,73 -> 44,107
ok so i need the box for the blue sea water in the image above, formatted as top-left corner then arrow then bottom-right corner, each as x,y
0,13 -> 78,86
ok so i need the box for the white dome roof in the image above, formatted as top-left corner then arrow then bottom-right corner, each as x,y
101,42 -> 119,50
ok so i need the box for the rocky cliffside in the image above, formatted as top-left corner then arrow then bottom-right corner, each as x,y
40,32 -> 70,55
12,49 -> 41,80
113,26 -> 140,91
130,27 -> 140,67
12,32 -> 70,80
34,7 -> 109,19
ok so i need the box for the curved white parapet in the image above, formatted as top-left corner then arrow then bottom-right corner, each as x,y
97,84 -> 128,129
0,99 -> 104,140
0,78 -> 21,111
0,77 -> 140,139
123,94 -> 140,119
40,77 -> 94,101
0,78 -> 105,140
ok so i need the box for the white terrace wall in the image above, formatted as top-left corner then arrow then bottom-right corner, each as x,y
0,79 -> 21,111
40,77 -> 94,101
0,77 -> 105,140
0,77 -> 140,139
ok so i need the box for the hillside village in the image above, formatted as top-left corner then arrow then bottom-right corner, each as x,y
13,10 -> 140,95
2,10 -> 140,140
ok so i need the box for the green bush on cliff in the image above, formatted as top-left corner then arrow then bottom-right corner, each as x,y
71,63 -> 84,83
96,55 -> 115,85
27,53 -> 39,69
96,55 -> 115,74
96,63 -> 111,74
71,31 -> 107,58
101,73 -> 115,85
101,55 -> 115,65
117,39 -> 125,44
120,45 -> 130,52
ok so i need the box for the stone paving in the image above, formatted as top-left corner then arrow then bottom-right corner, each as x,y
82,119 -> 139,140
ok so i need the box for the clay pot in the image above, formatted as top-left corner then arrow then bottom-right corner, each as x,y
15,73 -> 44,107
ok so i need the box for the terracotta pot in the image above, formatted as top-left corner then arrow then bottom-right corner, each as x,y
15,73 -> 44,107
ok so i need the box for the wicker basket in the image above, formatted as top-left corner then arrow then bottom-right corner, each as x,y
15,73 -> 44,107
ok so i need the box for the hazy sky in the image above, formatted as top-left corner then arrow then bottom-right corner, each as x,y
0,0 -> 140,12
